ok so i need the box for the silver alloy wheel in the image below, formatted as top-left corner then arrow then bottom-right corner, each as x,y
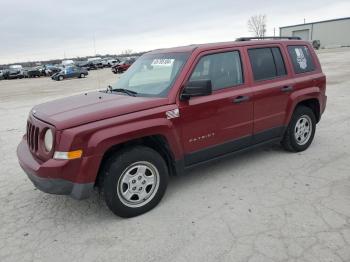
294,115 -> 312,145
117,161 -> 160,208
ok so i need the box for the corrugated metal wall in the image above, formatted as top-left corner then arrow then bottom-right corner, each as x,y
280,18 -> 350,48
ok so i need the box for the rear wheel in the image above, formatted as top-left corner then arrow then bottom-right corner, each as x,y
102,146 -> 169,218
281,106 -> 316,152
80,73 -> 85,78
58,75 -> 64,81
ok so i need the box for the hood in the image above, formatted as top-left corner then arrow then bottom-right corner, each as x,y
32,91 -> 169,130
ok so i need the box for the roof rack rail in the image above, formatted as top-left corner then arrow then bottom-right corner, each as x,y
236,36 -> 301,41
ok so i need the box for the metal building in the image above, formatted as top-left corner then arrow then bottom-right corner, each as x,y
280,17 -> 350,48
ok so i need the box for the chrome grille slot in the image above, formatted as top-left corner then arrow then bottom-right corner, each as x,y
26,121 -> 39,152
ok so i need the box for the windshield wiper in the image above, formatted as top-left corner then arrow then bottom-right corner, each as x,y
108,85 -> 137,97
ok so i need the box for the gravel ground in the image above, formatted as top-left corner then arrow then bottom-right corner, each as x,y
0,49 -> 350,262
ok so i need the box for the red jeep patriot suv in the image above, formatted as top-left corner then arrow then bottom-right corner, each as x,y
17,37 -> 327,217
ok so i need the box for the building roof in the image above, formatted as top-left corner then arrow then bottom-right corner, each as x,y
280,17 -> 350,29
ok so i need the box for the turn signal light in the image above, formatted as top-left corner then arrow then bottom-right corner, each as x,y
53,150 -> 83,160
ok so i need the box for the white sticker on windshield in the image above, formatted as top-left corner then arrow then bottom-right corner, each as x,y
294,48 -> 307,70
151,59 -> 175,66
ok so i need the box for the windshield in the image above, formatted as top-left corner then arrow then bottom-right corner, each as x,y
111,52 -> 189,97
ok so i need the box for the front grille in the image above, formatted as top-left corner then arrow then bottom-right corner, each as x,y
27,121 -> 39,152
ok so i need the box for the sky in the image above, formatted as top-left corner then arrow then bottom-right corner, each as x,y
0,0 -> 349,64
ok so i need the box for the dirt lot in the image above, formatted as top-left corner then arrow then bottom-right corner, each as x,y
1,49 -> 350,262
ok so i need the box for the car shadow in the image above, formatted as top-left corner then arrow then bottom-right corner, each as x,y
29,142 -> 285,222
165,142 -> 285,200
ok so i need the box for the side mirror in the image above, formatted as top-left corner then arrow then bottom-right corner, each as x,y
180,80 -> 212,100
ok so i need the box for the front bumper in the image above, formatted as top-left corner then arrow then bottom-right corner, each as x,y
17,139 -> 94,199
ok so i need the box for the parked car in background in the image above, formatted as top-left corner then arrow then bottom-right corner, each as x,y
77,61 -> 93,71
111,58 -> 136,73
25,67 -> 42,78
92,59 -> 104,69
62,60 -> 75,67
80,58 -> 103,70
44,65 -> 61,76
51,66 -> 88,81
0,70 -> 4,80
1,69 -> 9,79
101,59 -> 109,67
5,65 -> 24,79
76,61 -> 89,69
107,58 -> 120,67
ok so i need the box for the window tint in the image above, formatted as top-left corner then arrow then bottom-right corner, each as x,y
189,51 -> 243,91
288,45 -> 315,74
248,47 -> 287,81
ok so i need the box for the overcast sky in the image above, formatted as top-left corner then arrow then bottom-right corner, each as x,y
0,0 -> 349,64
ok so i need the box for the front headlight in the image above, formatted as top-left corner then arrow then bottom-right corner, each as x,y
44,129 -> 53,152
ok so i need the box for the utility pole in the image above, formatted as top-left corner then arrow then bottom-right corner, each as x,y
304,18 -> 306,24
93,34 -> 96,56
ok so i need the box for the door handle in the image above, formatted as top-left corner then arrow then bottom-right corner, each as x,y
281,85 -> 293,92
233,95 -> 249,103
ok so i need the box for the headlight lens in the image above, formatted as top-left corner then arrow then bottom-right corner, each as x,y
44,129 -> 53,152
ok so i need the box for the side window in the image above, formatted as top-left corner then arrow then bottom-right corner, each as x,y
248,47 -> 287,81
189,51 -> 243,91
288,45 -> 315,74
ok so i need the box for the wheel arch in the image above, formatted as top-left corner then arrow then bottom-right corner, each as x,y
285,87 -> 322,125
296,98 -> 320,123
95,134 -> 178,188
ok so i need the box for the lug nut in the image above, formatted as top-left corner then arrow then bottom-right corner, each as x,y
132,187 -> 136,190
132,180 -> 136,184
139,187 -> 143,191
142,180 -> 146,185
138,176 -> 142,180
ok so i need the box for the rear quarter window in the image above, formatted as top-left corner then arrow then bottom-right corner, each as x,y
288,45 -> 315,74
248,47 -> 287,81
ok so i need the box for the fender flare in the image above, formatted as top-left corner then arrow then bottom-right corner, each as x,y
85,118 -> 184,160
284,86 -> 321,126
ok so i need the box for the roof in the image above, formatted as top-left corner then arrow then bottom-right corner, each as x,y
147,39 -> 307,54
280,17 -> 350,29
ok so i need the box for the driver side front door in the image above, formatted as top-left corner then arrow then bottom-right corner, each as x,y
179,49 -> 253,166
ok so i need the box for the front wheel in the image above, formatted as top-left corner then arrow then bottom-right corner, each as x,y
281,106 -> 316,152
80,73 -> 85,78
102,146 -> 169,218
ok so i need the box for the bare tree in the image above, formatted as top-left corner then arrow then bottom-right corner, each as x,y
247,14 -> 267,38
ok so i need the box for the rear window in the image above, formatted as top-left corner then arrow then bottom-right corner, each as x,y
288,45 -> 315,74
248,47 -> 287,81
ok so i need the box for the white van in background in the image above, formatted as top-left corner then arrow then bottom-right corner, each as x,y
62,60 -> 75,66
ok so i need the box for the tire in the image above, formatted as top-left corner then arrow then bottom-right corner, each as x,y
102,146 -> 169,218
281,106 -> 316,152
80,73 -> 85,78
58,75 -> 64,81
